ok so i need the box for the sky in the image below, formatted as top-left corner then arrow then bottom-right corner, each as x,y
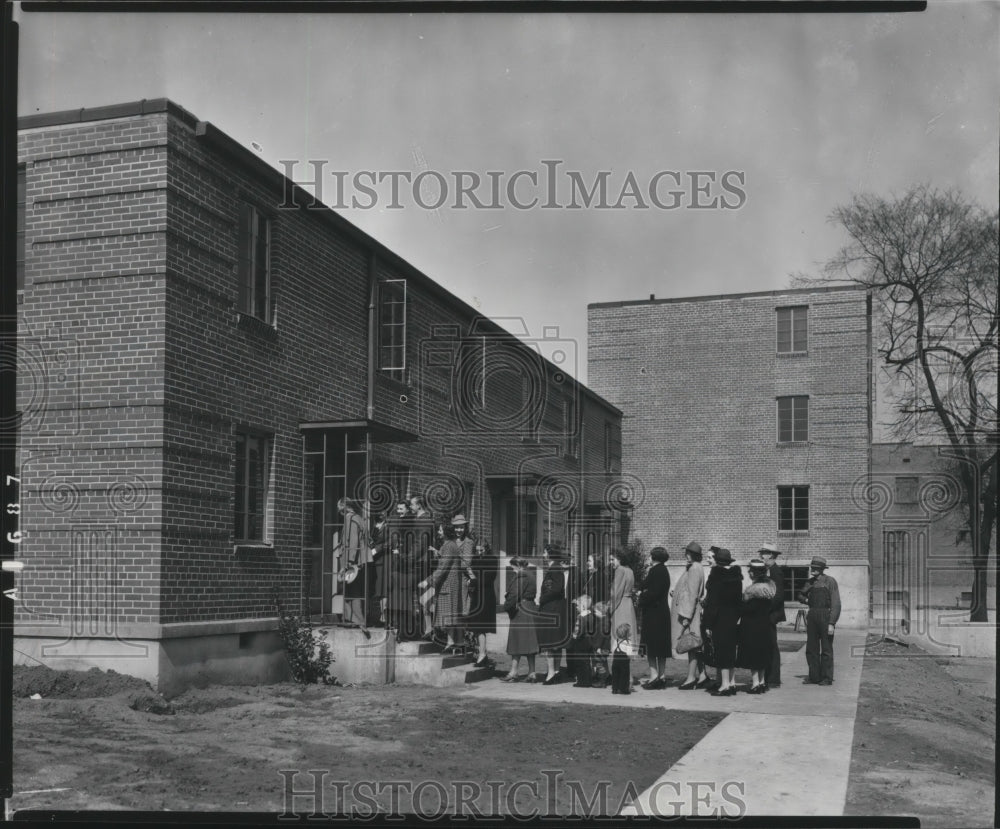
14,4 -> 999,387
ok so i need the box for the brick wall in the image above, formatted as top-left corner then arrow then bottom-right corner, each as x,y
588,288 -> 871,565
16,113 -> 170,626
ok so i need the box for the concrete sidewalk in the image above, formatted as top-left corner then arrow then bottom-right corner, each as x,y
460,627 -> 867,816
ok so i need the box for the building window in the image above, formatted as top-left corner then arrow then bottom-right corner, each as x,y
234,431 -> 272,542
237,203 -> 272,323
777,485 -> 809,532
777,306 -> 808,353
16,165 -> 26,290
777,396 -> 809,443
895,476 -> 919,505
782,565 -> 811,603
379,279 -> 407,380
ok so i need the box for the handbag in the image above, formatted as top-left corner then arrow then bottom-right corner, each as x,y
676,625 -> 703,654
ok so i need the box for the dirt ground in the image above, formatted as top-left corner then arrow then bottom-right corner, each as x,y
9,639 -> 996,820
10,664 -> 723,815
845,636 -> 996,828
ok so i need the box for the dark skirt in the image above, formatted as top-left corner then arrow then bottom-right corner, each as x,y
705,610 -> 739,669
465,579 -> 497,634
640,604 -> 672,659
737,602 -> 774,670
536,597 -> 571,649
506,600 -> 539,656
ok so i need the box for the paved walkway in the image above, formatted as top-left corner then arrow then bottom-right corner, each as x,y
460,627 -> 867,817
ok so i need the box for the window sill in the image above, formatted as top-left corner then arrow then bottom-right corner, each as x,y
776,351 -> 809,358
776,441 -> 810,448
236,311 -> 279,342
378,372 -> 411,392
777,531 -> 810,537
234,542 -> 275,556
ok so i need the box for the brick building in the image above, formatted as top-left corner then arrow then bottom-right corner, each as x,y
14,100 -> 624,694
588,287 -> 873,627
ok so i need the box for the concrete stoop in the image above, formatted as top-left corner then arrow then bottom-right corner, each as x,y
391,640 -> 497,687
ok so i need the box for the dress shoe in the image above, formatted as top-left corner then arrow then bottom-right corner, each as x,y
500,674 -> 518,683
525,675 -> 538,684
703,683 -> 721,693
710,686 -> 736,697
802,678 -> 819,684
641,678 -> 661,690
542,675 -> 560,686
677,680 -> 698,691
693,677 -> 714,690
818,679 -> 833,686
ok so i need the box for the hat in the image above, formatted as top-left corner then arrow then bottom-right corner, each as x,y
809,556 -> 828,570
758,544 -> 780,556
748,558 -> 767,574
684,541 -> 702,555
650,546 -> 670,562
713,548 -> 733,566
451,514 -> 468,526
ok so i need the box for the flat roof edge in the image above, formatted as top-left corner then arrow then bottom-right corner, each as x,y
588,284 -> 869,310
17,98 -> 199,131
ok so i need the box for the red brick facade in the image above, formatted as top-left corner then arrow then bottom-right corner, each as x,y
16,101 -> 623,637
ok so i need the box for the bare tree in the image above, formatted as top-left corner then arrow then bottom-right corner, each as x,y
802,185 -> 998,622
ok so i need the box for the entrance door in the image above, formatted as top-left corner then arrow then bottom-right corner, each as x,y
302,428 -> 370,616
882,528 -> 910,633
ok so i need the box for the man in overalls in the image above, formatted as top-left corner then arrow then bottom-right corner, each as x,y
797,556 -> 840,685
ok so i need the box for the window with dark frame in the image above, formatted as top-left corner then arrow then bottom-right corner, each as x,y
777,485 -> 809,532
16,165 -> 26,290
237,203 -> 272,323
777,305 -> 808,353
234,431 -> 271,543
782,565 -> 811,603
564,397 -> 579,458
378,279 -> 407,381
777,395 -> 809,442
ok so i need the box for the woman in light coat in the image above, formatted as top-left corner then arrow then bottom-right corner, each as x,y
608,550 -> 637,643
673,541 -> 711,689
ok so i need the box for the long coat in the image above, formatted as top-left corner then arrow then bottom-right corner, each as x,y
702,565 -> 743,669
610,565 -> 637,640
429,539 -> 463,628
457,536 -> 475,614
537,563 -> 571,649
504,567 -> 539,656
638,562 -> 671,658
671,562 -> 706,652
464,553 -> 498,634
737,579 -> 777,670
766,563 -> 786,624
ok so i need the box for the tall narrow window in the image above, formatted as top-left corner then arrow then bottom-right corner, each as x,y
379,279 -> 407,380
235,431 -> 272,542
776,306 -> 808,353
564,397 -> 579,458
777,486 -> 809,532
237,203 -> 271,323
777,395 -> 809,442
16,166 -> 26,290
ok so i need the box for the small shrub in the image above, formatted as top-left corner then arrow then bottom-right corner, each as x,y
274,594 -> 337,685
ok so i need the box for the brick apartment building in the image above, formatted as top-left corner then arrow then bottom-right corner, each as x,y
588,287 -> 873,627
14,100 -> 624,694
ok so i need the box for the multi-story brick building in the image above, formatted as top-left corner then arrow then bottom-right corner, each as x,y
14,100 -> 624,694
588,287 -> 873,626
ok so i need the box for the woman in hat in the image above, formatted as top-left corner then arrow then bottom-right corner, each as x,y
416,522 -> 464,654
608,550 -> 637,648
637,546 -> 672,689
537,541 -> 572,684
701,547 -> 742,696
673,541 -> 711,690
464,538 -> 499,668
452,514 -> 475,618
737,558 -> 777,694
501,555 -> 540,681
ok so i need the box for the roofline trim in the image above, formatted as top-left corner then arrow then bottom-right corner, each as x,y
588,284 -> 870,310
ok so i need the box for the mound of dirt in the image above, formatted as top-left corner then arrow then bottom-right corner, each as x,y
13,665 -> 175,715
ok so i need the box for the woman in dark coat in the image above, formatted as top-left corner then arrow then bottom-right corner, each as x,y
537,542 -> 571,684
464,539 -> 499,667
385,524 -> 422,642
701,547 -> 743,696
737,558 -> 777,694
638,546 -> 672,689
501,557 -> 539,682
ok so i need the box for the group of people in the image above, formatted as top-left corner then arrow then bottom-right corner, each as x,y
335,497 -> 500,668
336,500 -> 842,690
